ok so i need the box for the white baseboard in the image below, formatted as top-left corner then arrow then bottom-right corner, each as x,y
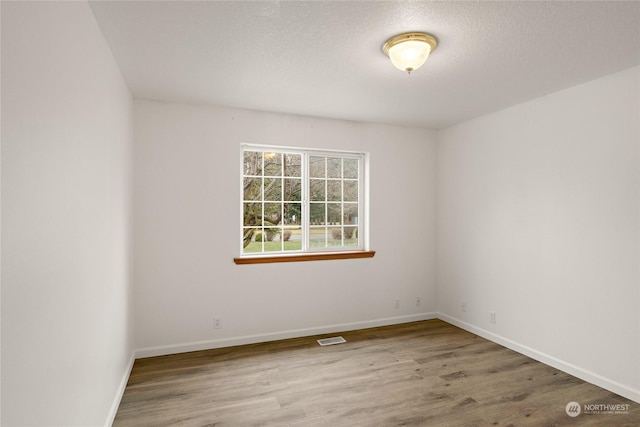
104,353 -> 135,427
135,312 -> 437,359
437,312 -> 640,404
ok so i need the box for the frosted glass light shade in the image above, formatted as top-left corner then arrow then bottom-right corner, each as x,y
383,32 -> 437,74
388,40 -> 431,72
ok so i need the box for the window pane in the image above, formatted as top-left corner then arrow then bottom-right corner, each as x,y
310,179 -> 325,201
344,203 -> 358,225
310,226 -> 326,247
344,158 -> 358,179
309,156 -> 325,178
243,227 -> 262,253
243,177 -> 262,201
264,203 -> 282,226
344,227 -> 358,246
264,152 -> 282,176
327,180 -> 341,202
263,178 -> 281,201
328,227 -> 342,247
283,178 -> 301,201
343,180 -> 358,202
327,203 -> 341,224
327,158 -> 342,178
243,202 -> 262,226
284,154 -> 301,177
243,151 -> 262,176
261,227 -> 282,252
283,203 -> 301,225
310,203 -> 325,225
282,226 -> 302,251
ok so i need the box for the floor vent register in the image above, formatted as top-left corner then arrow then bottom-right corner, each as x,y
317,336 -> 347,346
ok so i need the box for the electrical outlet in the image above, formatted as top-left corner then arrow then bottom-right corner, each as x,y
214,317 -> 222,329
416,296 -> 421,307
395,298 -> 400,309
461,302 -> 466,312
490,311 -> 496,324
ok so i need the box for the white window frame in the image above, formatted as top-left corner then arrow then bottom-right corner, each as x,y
240,144 -> 368,257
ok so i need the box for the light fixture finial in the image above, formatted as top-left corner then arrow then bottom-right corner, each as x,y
382,32 -> 437,74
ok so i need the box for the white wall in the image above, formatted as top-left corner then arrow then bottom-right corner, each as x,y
437,66 -> 640,402
133,100 -> 437,355
1,2 -> 133,426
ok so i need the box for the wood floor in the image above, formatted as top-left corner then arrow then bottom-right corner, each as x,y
114,320 -> 640,426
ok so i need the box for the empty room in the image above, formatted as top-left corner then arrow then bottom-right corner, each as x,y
2,1 -> 639,426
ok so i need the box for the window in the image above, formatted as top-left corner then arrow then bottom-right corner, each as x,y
241,145 -> 366,257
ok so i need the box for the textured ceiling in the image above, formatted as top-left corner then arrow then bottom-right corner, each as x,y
89,1 -> 640,130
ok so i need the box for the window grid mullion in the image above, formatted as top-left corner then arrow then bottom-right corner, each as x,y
279,175 -> 283,253
260,156 -> 265,253
303,153 -> 309,252
341,159 -> 345,246
324,158 -> 328,247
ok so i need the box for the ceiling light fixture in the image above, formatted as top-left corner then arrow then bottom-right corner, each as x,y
382,32 -> 437,74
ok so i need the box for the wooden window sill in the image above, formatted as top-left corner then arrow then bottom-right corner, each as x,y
234,250 -> 375,265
